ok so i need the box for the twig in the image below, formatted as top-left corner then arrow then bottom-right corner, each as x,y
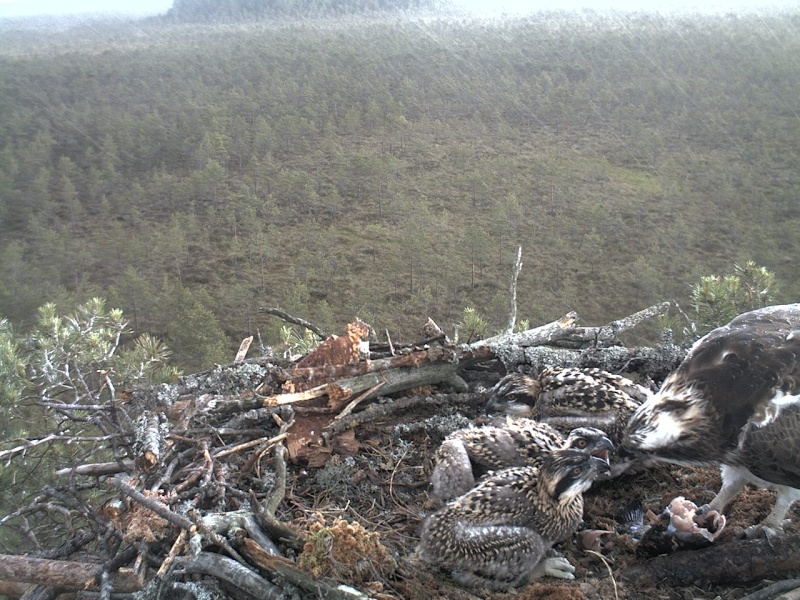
213,434 -> 287,459
157,529 -> 187,578
739,579 -> 800,600
322,392 -> 486,439
240,540 -> 374,599
585,550 -> 618,600
258,307 -> 327,339
333,382 -> 386,421
249,492 -> 306,552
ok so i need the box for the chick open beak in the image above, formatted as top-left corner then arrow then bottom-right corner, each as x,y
591,448 -> 611,465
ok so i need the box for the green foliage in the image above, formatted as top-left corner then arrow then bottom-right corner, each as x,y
690,261 -> 778,334
165,293 -> 233,373
454,307 -> 490,344
0,319 -> 25,434
513,319 -> 530,334
1,11 -> 799,360
0,298 -> 180,550
280,325 -> 322,358
1,299 -> 179,427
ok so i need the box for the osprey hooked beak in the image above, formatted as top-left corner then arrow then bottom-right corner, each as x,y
622,391 -> 714,466
589,436 -> 614,467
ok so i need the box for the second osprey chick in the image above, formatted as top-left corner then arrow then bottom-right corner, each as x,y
418,445 -> 612,591
431,420 -> 612,500
486,367 -> 650,445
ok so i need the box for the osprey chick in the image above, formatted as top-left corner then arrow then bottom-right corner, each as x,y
624,304 -> 800,537
418,445 -> 612,590
486,367 -> 650,445
431,421 -> 611,501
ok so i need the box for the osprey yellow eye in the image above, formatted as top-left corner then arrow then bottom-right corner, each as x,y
572,466 -> 582,476
576,439 -> 587,448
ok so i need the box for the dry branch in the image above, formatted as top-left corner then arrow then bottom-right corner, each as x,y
621,533 -> 800,587
259,346 -> 475,408
471,311 -> 579,349
258,307 -> 327,338
505,246 -> 523,335
240,539 -> 374,600
0,555 -> 143,593
133,414 -> 162,472
175,552 -> 282,600
55,460 -> 133,477
553,301 -> 671,348
472,302 -> 670,352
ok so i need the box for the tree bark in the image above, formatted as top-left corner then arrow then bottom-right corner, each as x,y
0,555 -> 143,593
621,534 -> 800,587
175,552 -> 282,600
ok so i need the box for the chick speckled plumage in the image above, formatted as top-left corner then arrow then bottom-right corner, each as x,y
431,421 -> 612,501
486,367 -> 650,446
625,304 -> 800,538
418,445 -> 612,590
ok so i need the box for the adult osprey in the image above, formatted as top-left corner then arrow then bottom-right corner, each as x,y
624,304 -> 800,537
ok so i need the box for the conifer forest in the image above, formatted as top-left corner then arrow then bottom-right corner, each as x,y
1,3 -> 799,370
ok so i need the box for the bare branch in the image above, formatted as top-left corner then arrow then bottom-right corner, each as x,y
175,552 -> 282,600
257,307 -> 327,338
471,311 -> 579,349
505,246 -> 523,335
0,555 -> 143,593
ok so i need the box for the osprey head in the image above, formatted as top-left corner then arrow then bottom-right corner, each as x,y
623,383 -> 721,465
563,426 -> 615,465
543,448 -> 611,503
486,373 -> 540,418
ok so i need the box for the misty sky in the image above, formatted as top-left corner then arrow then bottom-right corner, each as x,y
0,0 -> 797,18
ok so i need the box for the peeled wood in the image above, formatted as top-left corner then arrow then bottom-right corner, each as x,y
0,555 -> 143,593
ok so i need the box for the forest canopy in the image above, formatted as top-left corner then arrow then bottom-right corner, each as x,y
166,0 -> 440,21
0,8 -> 799,371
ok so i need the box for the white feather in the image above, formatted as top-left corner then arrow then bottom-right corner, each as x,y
750,389 -> 800,427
